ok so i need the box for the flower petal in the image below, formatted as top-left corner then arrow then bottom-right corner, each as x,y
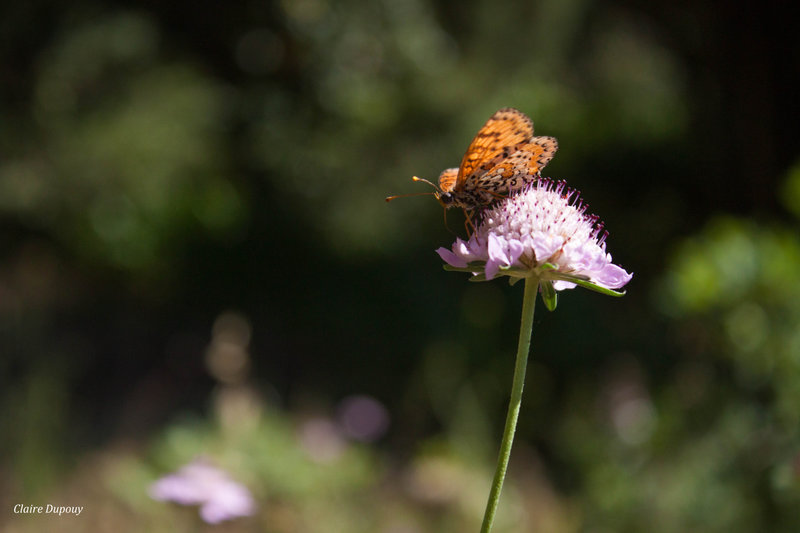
484,233 -> 510,280
199,482 -> 255,524
506,238 -> 525,266
592,263 -> 633,289
149,475 -> 206,505
487,233 -> 510,265
531,232 -> 563,264
436,247 -> 467,268
552,280 -> 577,291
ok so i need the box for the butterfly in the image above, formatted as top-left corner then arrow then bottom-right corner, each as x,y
387,108 -> 558,218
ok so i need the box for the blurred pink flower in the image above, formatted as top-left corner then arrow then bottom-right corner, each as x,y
436,179 -> 632,291
337,394 -> 390,442
149,459 -> 255,524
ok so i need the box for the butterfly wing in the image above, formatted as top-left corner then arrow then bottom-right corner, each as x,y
456,108 -> 534,187
525,136 -> 558,174
437,168 -> 459,194
469,137 -> 559,202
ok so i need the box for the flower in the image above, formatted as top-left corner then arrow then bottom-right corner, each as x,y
436,179 -> 632,297
149,458 -> 255,524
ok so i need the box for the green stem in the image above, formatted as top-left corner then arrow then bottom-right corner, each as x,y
479,275 -> 538,533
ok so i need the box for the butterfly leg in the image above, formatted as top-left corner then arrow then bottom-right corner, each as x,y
479,188 -> 507,202
442,207 -> 457,236
463,208 -> 478,237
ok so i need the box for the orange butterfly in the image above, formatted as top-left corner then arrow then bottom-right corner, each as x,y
387,108 -> 558,215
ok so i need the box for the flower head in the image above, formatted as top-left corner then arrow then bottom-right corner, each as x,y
149,458 -> 255,524
437,179 -> 632,305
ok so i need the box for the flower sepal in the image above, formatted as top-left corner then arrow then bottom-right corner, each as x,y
539,279 -> 558,311
441,261 -> 485,274
543,271 -> 628,297
442,259 -> 628,299
443,262 -> 531,281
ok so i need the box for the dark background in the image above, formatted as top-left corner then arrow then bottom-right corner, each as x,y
1,0 -> 799,531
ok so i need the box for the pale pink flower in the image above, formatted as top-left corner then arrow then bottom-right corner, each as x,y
149,459 -> 255,524
437,179 -> 632,294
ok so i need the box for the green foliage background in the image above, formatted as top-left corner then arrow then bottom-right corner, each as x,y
1,0 -> 798,531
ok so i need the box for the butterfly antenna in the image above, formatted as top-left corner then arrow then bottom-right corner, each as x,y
385,176 -> 440,202
385,191 -> 435,202
411,176 -> 439,189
